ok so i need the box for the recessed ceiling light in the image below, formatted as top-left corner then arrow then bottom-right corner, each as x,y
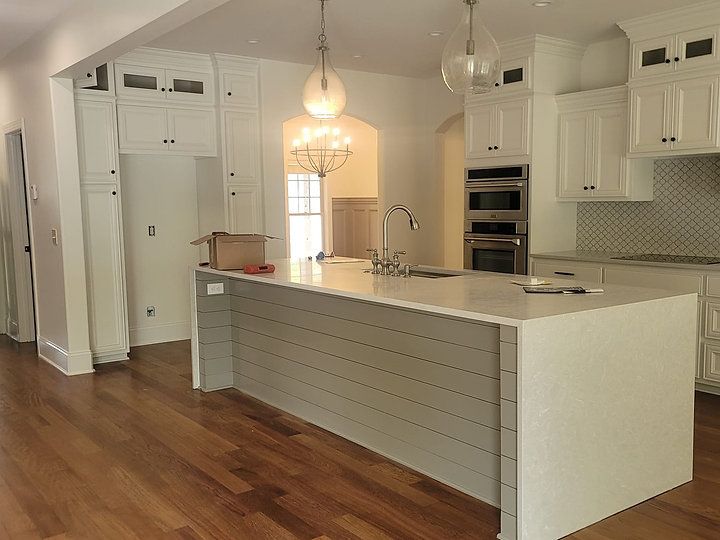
247,39 -> 261,44
428,31 -> 444,37
352,55 -> 363,59
532,1 -> 552,6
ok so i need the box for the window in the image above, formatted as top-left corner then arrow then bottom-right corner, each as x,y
287,173 -> 323,258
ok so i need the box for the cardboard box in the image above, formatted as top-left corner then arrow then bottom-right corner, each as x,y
191,232 -> 269,270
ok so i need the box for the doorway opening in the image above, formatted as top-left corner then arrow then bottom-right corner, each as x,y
436,113 -> 465,270
2,123 -> 37,343
282,115 -> 379,259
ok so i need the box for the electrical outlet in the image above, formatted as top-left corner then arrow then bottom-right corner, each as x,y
207,283 -> 224,295
148,225 -> 156,237
146,306 -> 156,317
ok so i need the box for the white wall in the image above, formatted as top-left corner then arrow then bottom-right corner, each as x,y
580,37 -> 630,91
0,0 -> 228,373
120,155 -> 201,346
260,60 -> 462,266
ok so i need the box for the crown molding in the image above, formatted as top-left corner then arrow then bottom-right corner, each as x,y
500,34 -> 586,61
618,0 -> 720,40
212,53 -> 260,73
555,85 -> 627,112
116,47 -> 213,70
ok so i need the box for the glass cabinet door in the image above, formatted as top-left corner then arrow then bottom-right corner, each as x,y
165,69 -> 214,103
677,27 -> 719,71
115,63 -> 166,99
493,57 -> 529,92
631,35 -> 675,78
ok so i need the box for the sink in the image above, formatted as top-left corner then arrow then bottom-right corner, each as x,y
407,267 -> 469,279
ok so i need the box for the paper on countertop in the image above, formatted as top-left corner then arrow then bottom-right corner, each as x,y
319,258 -> 365,264
511,277 -> 552,286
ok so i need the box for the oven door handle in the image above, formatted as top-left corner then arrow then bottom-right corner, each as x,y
465,182 -> 524,189
465,238 -> 522,246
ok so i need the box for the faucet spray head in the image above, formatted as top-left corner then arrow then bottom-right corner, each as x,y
410,217 -> 420,231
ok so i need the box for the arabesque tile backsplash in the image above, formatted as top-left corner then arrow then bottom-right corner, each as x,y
576,156 -> 720,256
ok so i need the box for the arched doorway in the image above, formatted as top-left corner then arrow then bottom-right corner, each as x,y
282,115 -> 379,259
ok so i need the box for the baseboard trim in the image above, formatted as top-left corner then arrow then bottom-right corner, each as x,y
130,321 -> 191,347
37,336 -> 94,376
696,382 -> 720,396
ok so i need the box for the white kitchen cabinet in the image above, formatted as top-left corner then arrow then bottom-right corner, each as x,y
117,104 -> 216,156
557,111 -> 592,198
75,100 -> 117,182
227,184 -> 260,234
466,98 -> 530,159
80,183 -> 129,360
221,71 -> 259,107
557,87 -> 653,200
703,341 -> 720,383
116,63 -> 214,104
629,26 -> 720,80
492,57 -> 531,94
117,104 -> 168,152
223,110 -> 261,182
532,260 -> 603,283
629,76 -> 720,156
167,108 -> 216,155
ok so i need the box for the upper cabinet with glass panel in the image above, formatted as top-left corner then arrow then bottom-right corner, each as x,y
115,62 -> 215,105
490,57 -> 531,94
631,27 -> 719,80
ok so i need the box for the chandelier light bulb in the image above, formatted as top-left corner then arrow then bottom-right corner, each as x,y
332,127 -> 341,136
343,136 -> 352,145
292,139 -> 301,147
441,0 -> 501,95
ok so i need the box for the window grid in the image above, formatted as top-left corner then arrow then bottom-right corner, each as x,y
288,173 -> 321,216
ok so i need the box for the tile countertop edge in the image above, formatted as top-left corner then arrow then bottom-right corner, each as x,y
531,251 -> 720,272
193,264 -> 525,328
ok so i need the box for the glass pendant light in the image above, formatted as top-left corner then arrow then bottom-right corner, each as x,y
303,0 -> 346,119
442,0 -> 501,95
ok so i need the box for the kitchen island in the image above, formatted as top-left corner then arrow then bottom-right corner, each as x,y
191,259 -> 697,540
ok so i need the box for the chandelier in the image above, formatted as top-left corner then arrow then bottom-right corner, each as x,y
303,0 -> 347,119
291,125 -> 352,178
441,0 -> 501,94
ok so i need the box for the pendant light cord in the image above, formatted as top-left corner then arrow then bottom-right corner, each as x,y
318,0 -> 328,91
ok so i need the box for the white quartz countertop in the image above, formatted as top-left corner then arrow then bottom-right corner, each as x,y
532,250 -> 720,272
195,258 -> 692,327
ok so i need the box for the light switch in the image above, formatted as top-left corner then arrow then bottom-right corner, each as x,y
50,228 -> 59,246
30,185 -> 39,200
207,282 -> 224,295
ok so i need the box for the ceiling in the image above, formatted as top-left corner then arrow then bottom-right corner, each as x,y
150,0 -> 709,78
0,0 -> 76,61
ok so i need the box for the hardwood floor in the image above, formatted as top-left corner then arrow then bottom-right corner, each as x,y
0,337 -> 718,539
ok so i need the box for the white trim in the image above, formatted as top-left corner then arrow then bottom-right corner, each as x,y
191,267 -> 200,389
555,85 -> 628,112
116,47 -> 214,70
129,321 -> 191,347
696,381 -> 720,395
37,336 -> 94,375
618,1 -> 720,41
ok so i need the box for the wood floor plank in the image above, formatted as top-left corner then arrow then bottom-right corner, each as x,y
0,337 -> 717,540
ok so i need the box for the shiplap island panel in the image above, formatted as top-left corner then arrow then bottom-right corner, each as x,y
192,259 -> 696,540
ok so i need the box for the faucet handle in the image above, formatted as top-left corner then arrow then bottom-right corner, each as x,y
403,263 -> 419,278
393,250 -> 407,257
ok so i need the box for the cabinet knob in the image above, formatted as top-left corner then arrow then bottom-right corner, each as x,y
86,72 -> 92,78
583,186 -> 589,190
161,87 -> 166,92
665,59 -> 671,64
230,172 -> 235,177
488,146 -> 493,151
168,88 -> 173,92
662,137 -> 668,143
590,185 -> 596,190
227,91 -> 232,96
231,192 -> 236,196
110,170 -> 115,175
671,137 -> 677,142
493,146 -> 499,150
674,57 -> 680,62
111,191 -> 117,196
494,82 -> 500,87
170,139 -> 175,144
163,139 -> 168,143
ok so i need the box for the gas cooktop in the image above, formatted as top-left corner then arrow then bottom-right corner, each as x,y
611,254 -> 720,265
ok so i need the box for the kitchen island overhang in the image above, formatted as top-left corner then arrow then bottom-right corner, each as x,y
190,259 -> 697,540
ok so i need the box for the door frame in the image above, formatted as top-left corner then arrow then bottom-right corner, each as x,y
3,119 -> 39,342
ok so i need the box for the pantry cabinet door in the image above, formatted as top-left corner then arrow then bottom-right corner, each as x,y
672,75 -> 719,152
117,105 -> 168,152
227,184 -> 260,234
224,110 -> 261,183
496,99 -> 530,157
593,106 -> 628,197
167,108 -> 217,156
557,111 -> 592,198
629,83 -> 673,154
465,103 -> 495,159
75,100 -> 117,182
80,184 -> 128,355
